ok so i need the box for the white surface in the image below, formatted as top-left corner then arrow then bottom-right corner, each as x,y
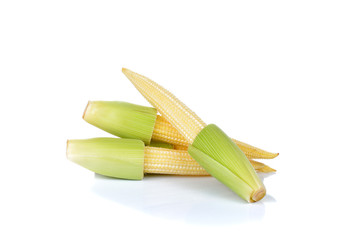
1,1 -> 340,239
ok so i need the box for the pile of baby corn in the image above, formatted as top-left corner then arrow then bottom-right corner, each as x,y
67,68 -> 279,202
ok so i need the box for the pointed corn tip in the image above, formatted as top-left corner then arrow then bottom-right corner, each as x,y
265,152 -> 279,159
122,67 -> 129,74
251,187 -> 266,202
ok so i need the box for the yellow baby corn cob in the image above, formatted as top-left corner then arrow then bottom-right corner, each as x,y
122,68 -> 268,202
144,147 -> 275,175
122,69 -> 206,143
83,101 -> 278,159
147,141 -> 275,173
67,138 -> 275,180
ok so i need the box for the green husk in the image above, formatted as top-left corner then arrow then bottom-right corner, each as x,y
67,138 -> 145,180
149,140 -> 174,149
188,146 -> 254,201
188,124 -> 265,202
83,101 -> 157,145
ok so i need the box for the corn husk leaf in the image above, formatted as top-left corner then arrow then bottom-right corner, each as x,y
67,138 -> 145,180
83,101 -> 157,145
189,124 -> 266,202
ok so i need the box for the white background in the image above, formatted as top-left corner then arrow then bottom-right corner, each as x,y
1,1 -> 339,239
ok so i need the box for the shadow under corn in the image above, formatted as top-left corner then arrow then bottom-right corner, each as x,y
92,174 -> 275,225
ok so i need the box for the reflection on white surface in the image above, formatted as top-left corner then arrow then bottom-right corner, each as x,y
92,174 -> 275,225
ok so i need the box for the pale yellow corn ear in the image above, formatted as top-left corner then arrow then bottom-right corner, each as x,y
83,100 -> 278,159
153,114 -> 278,159
122,68 -> 206,143
144,147 -> 275,175
67,138 -> 275,178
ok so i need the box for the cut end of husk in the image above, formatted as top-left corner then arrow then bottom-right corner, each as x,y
82,101 -> 157,145
82,101 -> 91,120
251,187 -> 266,202
66,138 -> 145,180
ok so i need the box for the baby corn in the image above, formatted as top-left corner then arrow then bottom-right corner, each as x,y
67,138 -> 274,180
83,101 -> 278,159
122,68 -> 267,202
145,147 -> 275,174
